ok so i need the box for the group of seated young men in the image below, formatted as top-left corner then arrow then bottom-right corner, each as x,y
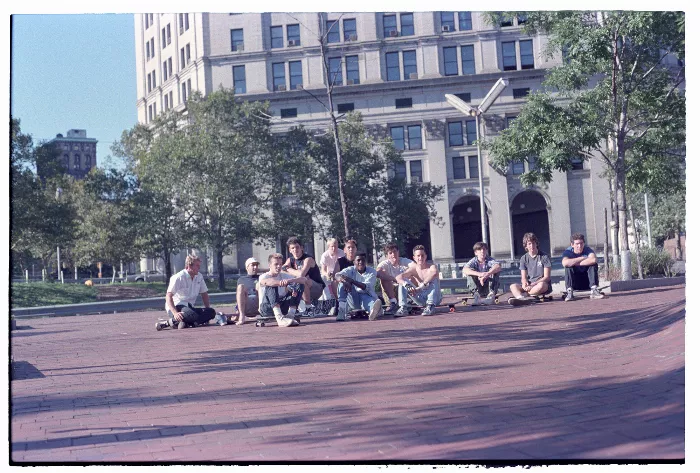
159,232 -> 603,330
462,232 -> 605,305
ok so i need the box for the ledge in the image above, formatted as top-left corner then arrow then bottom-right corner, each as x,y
610,277 -> 685,292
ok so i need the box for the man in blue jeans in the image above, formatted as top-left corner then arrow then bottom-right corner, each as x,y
395,245 -> 442,316
562,233 -> 605,301
335,253 -> 383,322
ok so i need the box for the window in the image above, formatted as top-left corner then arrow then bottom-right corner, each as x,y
187,78 -> 191,96
185,44 -> 191,64
395,98 -> 412,108
520,40 -> 534,69
466,120 -> 477,144
513,87 -> 530,99
343,19 -> 356,41
448,122 -> 463,146
74,154 -> 80,169
233,65 -> 246,94
272,62 -> 286,90
500,14 -> 513,27
150,38 -> 154,60
440,12 -> 455,32
394,161 -> 407,181
289,61 -> 303,90
468,156 -> 479,178
144,13 -> 150,29
338,103 -> 354,113
410,160 -> 423,182
517,13 -> 528,25
146,40 -> 151,60
326,20 -> 340,43
180,47 -> 185,69
390,126 -> 405,150
184,13 -> 189,31
231,29 -> 244,51
386,52 -> 400,81
328,57 -> 342,86
161,27 -> 166,49
461,45 -> 475,74
458,12 -> 472,30
147,70 -> 152,92
281,108 -> 297,118
400,13 -> 414,36
383,14 -> 397,37
407,125 -> 422,150
84,155 -> 91,168
168,58 -> 172,78
443,47 -> 458,76
168,91 -> 173,110
164,92 -> 169,110
502,41 -> 517,71
571,156 -> 584,170
179,13 -> 189,33
166,24 -> 171,45
346,55 -> 359,84
271,26 -> 283,48
453,156 -> 466,180
163,61 -> 168,81
455,92 -> 471,102
287,24 -> 300,45
181,82 -> 187,102
512,161 -> 525,175
528,156 -> 537,171
403,50 -> 417,79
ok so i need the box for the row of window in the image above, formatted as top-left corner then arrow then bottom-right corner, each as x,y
64,154 -> 92,170
146,78 -> 192,123
145,13 -> 189,33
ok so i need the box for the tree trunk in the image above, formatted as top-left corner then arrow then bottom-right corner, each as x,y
603,208 -> 609,279
675,229 -> 683,261
608,176 -> 619,264
616,167 -> 632,280
217,248 -> 225,291
629,204 -> 644,279
164,247 -> 173,282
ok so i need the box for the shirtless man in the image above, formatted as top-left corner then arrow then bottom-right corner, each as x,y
395,245 -> 442,316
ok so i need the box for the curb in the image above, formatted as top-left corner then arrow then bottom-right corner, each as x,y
610,276 -> 685,292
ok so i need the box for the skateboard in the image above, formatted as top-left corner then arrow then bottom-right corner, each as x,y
460,292 -> 502,306
507,294 -> 554,306
255,313 -> 302,327
155,317 -> 213,330
300,299 -> 338,318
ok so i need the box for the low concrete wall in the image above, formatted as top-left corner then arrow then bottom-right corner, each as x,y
11,292 -> 236,319
610,277 -> 685,292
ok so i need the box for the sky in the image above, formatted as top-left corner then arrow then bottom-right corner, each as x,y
11,13 -> 137,168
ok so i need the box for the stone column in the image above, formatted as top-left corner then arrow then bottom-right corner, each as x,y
424,119 -> 454,263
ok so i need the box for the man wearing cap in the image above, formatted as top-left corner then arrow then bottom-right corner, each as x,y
234,257 -> 261,325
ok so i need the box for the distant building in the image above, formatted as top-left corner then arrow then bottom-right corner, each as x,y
46,129 -> 98,180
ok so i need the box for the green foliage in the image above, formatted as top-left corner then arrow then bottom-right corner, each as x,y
631,247 -> 674,278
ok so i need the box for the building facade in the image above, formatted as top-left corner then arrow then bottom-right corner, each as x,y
134,12 -> 609,270
45,129 -> 98,180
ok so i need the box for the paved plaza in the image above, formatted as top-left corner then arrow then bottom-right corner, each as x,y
10,285 -> 685,463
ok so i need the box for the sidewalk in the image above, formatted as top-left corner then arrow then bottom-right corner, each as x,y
10,285 -> 685,462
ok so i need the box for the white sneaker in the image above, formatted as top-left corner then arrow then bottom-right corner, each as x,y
471,293 -> 481,306
369,301 -> 383,321
275,314 -> 295,327
482,295 -> 495,305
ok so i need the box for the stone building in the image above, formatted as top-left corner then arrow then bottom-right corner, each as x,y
45,129 -> 98,180
134,12 -> 609,272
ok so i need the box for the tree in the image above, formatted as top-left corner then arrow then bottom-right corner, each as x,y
484,11 -> 685,280
298,113 -> 444,256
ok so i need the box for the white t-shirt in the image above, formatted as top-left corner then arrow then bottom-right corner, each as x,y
319,248 -> 345,272
377,257 -> 414,278
257,271 -> 295,308
165,269 -> 208,310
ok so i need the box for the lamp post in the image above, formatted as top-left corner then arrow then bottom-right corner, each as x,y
446,78 -> 509,247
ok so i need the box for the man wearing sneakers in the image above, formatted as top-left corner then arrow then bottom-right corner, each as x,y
335,253 -> 383,322
395,245 -> 442,316
562,233 -> 604,301
282,236 -> 325,314
509,233 -> 552,303
376,243 -> 414,315
258,253 -> 309,327
158,254 -> 217,330
231,257 -> 260,325
462,242 -> 501,306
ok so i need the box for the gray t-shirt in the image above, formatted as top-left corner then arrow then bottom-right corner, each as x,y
237,274 -> 259,298
519,252 -> 551,283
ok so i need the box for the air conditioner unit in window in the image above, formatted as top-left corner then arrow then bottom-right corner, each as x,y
276,85 -> 287,91
288,39 -> 299,46
411,175 -> 420,183
295,83 -> 304,90
233,45 -> 244,52
348,34 -> 358,41
409,72 -> 418,80
442,25 -> 452,32
389,30 -> 399,37
347,78 -> 358,85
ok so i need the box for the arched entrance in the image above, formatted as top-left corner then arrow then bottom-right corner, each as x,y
511,190 -> 550,257
452,196 -> 489,260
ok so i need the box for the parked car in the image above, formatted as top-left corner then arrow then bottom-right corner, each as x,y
123,270 -> 166,283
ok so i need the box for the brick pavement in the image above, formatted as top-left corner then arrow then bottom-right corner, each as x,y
10,285 -> 685,463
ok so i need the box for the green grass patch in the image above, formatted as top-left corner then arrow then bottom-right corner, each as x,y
11,282 -> 98,308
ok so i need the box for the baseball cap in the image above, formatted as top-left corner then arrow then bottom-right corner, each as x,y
245,257 -> 259,268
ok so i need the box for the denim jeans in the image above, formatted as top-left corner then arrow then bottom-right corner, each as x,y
259,283 -> 303,317
398,279 -> 442,307
338,284 -> 380,312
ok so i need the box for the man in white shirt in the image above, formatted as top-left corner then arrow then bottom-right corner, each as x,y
335,253 -> 383,322
258,253 -> 309,327
376,243 -> 414,315
157,255 -> 217,330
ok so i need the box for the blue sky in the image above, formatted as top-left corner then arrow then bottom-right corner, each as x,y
11,13 -> 137,168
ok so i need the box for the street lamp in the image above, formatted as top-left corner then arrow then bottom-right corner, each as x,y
446,78 -> 509,247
